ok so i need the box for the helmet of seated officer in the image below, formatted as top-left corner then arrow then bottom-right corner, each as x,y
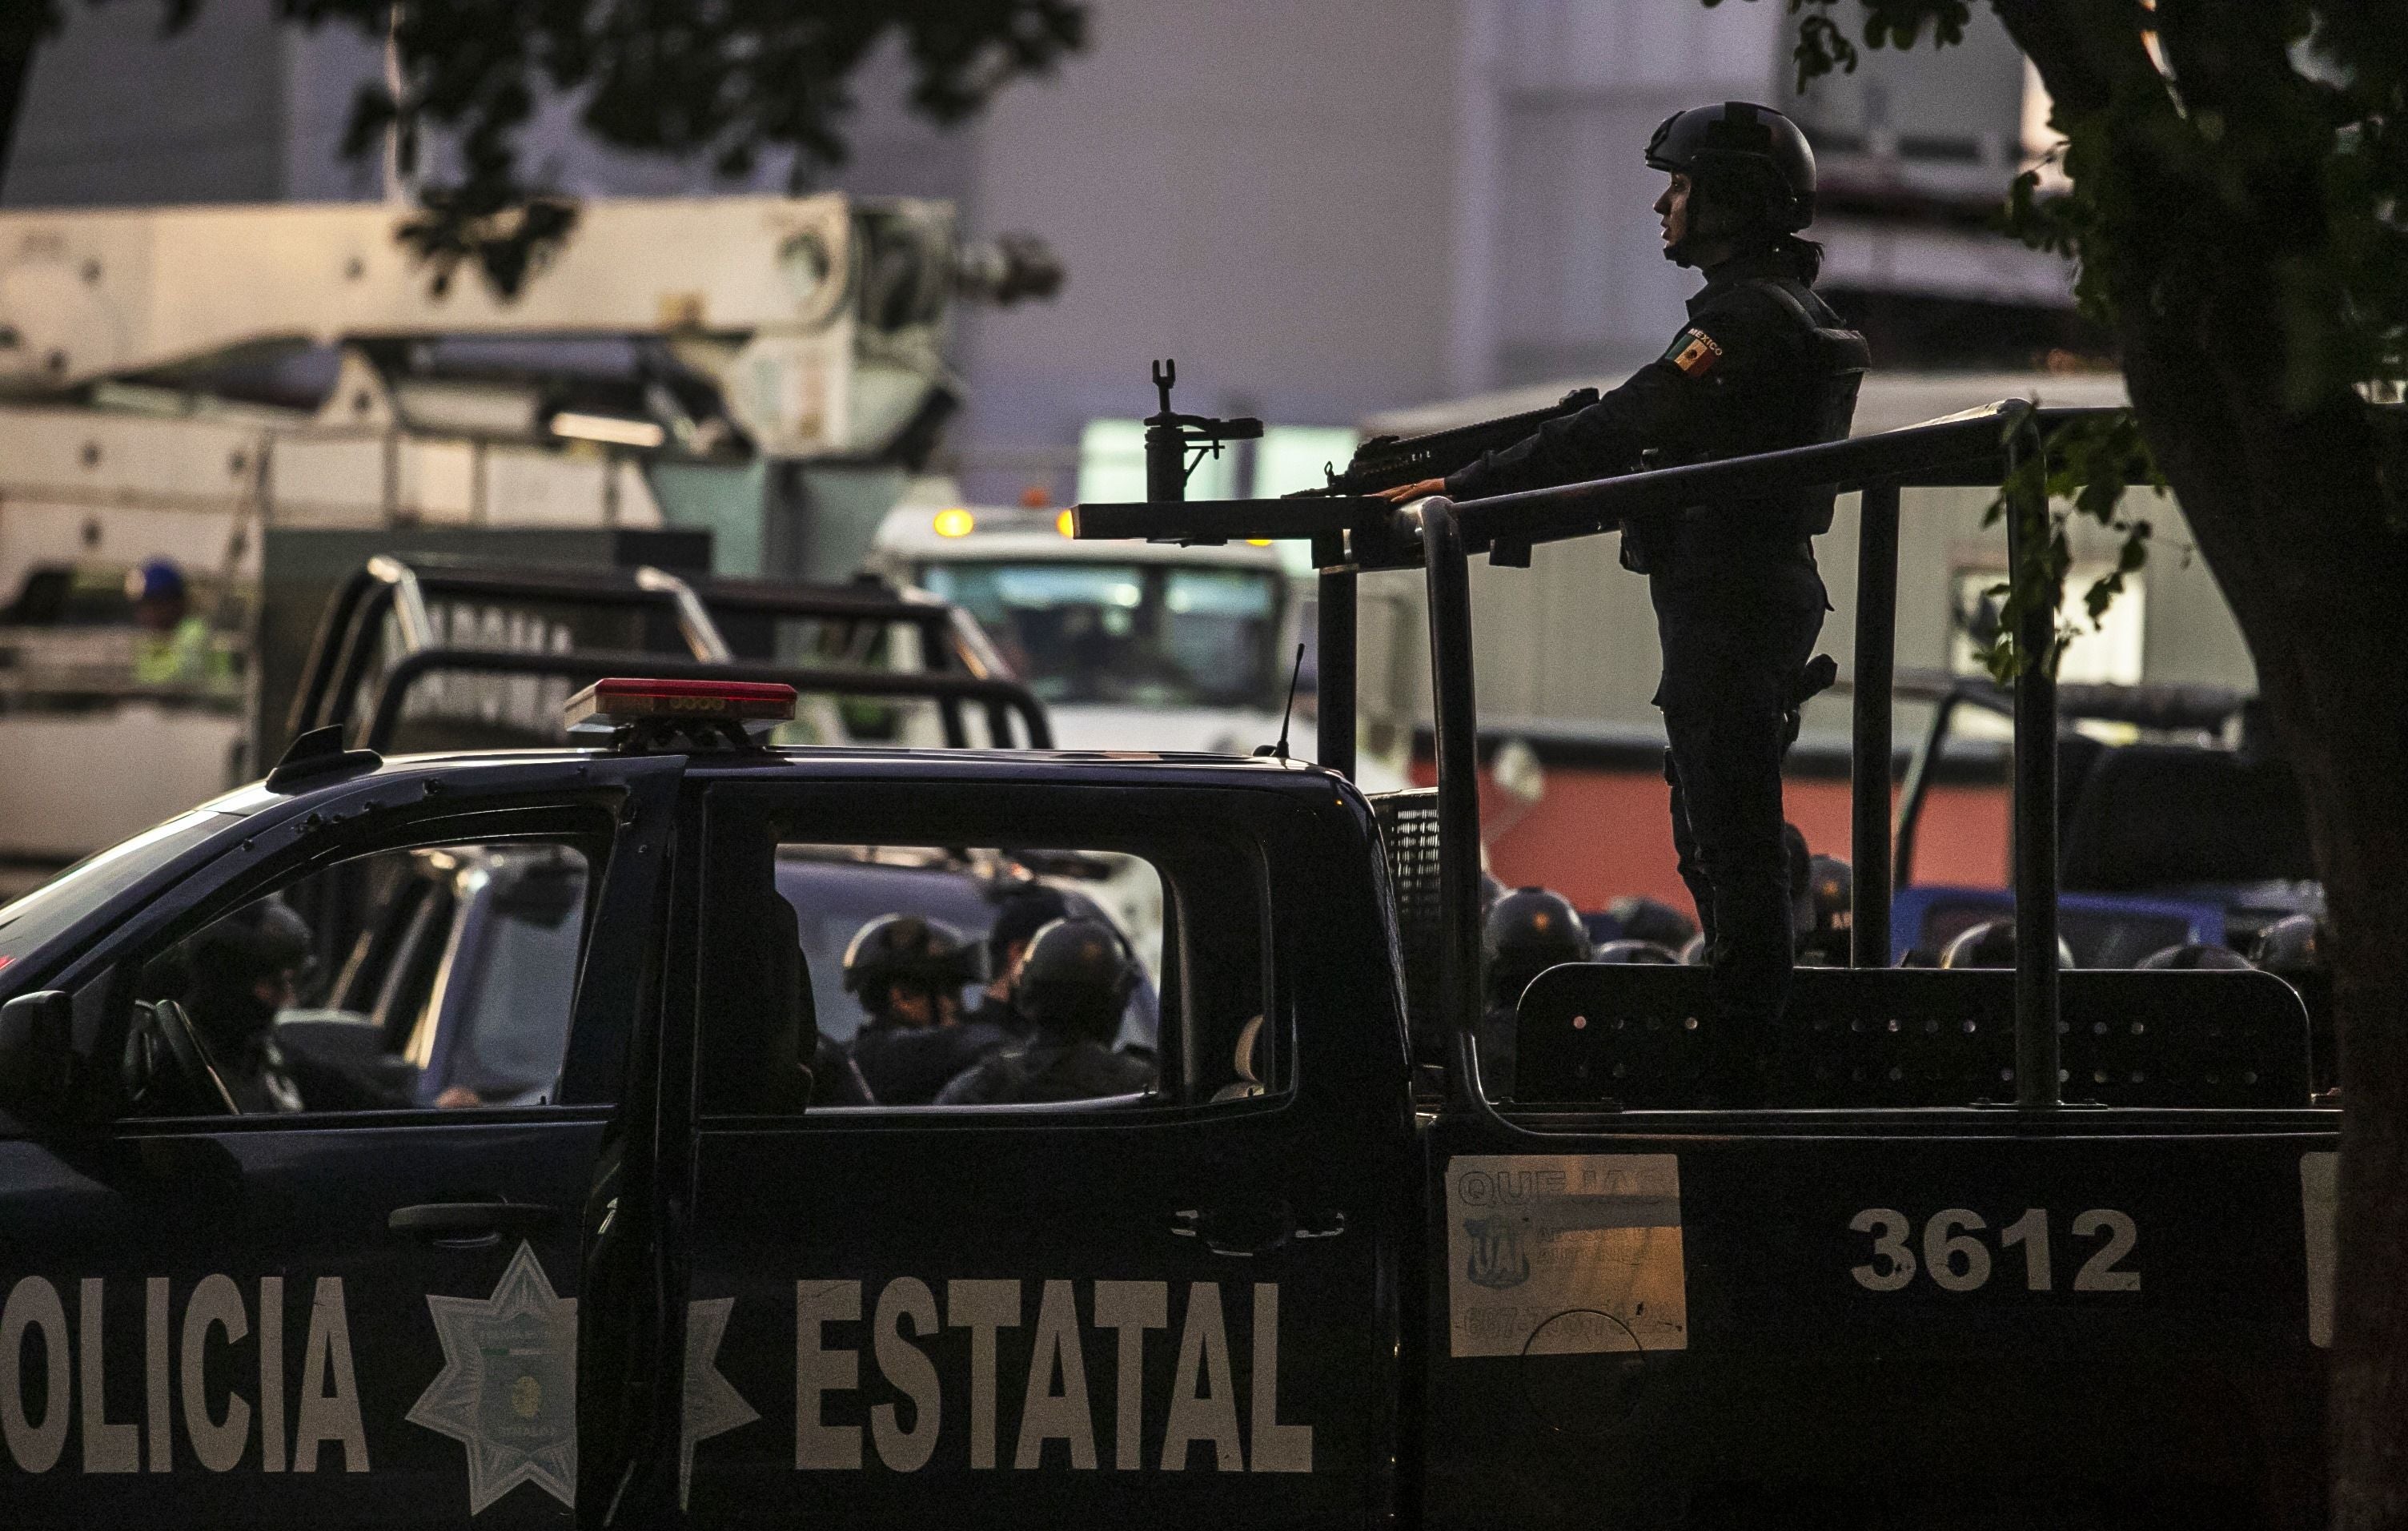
182,896 -> 313,1051
2250,914 -> 2326,978
1595,938 -> 1681,965
843,914 -> 978,1026
1483,887 -> 1593,1006
984,884 -> 1073,991
1012,918 -> 1139,1043
1798,854 -> 1854,964
1605,894 -> 1698,952
1940,918 -> 2077,970
2137,942 -> 2253,971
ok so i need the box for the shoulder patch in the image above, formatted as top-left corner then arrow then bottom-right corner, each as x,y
1662,326 -> 1724,378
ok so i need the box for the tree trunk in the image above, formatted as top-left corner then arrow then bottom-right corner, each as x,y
1993,1 -> 2408,1517
2115,263 -> 2408,1531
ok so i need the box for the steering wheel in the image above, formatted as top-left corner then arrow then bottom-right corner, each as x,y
124,1000 -> 239,1117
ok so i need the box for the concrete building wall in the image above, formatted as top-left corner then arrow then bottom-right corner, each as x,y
1473,0 -> 1785,387
942,0 -> 1469,500
3,0 -> 294,206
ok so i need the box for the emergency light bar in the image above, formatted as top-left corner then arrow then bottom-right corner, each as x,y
564,677 -> 798,729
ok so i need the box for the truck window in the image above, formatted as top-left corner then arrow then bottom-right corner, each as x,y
699,826 -> 1276,1115
100,837 -> 599,1119
918,561 -> 1283,711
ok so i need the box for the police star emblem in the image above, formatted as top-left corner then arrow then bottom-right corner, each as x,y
408,1241 -> 580,1513
680,1296 -> 759,1506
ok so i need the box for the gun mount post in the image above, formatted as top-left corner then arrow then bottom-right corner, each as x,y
1146,360 -> 1186,504
1142,359 -> 1262,507
1851,480 -> 1900,966
2005,427 -> 2063,1109
1317,569 -> 1359,781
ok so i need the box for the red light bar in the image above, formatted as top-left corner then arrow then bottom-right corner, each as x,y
564,677 -> 798,728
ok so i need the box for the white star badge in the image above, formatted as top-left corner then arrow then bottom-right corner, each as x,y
680,1296 -> 759,1506
408,1241 -> 580,1514
411,1244 -> 759,1517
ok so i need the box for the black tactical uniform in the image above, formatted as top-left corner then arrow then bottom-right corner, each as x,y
937,918 -> 1154,1105
1444,102 -> 1866,1070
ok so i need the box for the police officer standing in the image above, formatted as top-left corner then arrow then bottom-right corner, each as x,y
1378,102 -> 1868,1100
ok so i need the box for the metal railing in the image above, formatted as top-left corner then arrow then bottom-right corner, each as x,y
288,556 -> 1043,755
1076,396 -> 2119,1112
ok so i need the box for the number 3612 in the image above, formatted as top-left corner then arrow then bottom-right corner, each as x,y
1848,1207 -> 2139,1294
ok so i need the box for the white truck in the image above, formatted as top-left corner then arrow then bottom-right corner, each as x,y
865,496 -> 1299,757
0,192 -> 1049,882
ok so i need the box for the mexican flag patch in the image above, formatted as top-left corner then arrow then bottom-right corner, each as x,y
1663,327 -> 1724,377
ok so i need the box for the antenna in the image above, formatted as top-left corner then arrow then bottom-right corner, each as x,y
1255,643 -> 1308,761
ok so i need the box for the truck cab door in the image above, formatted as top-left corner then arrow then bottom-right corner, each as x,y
668,772 -> 1412,1528
0,755 -> 677,1528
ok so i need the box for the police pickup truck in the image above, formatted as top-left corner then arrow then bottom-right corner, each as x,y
0,400 -> 2342,1530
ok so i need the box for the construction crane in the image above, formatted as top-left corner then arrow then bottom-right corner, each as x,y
0,192 -> 1057,886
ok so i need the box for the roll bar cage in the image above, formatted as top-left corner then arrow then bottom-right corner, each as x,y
1074,397 -> 2107,1113
289,555 -> 1051,753
1884,668 -> 2253,893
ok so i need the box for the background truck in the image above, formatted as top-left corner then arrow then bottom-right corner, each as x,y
0,399 -> 2338,1529
864,494 -> 1298,757
0,191 -> 1055,882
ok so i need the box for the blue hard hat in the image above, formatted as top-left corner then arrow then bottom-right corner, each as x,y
126,559 -> 187,603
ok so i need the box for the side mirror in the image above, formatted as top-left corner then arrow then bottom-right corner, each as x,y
0,991 -> 75,1129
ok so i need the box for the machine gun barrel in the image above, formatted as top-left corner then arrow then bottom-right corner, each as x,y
1290,387 -> 1599,499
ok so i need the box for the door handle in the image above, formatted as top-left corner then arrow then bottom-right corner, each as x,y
389,1201 -> 563,1248
1170,1202 -> 1345,1257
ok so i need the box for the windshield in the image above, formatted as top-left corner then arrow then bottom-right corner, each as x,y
918,561 -> 1281,709
0,809 -> 235,977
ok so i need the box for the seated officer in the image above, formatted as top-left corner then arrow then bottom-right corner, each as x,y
962,884 -> 1073,1039
842,914 -> 993,1105
1478,887 -> 1594,1098
935,918 -> 1154,1104
179,897 -> 312,1114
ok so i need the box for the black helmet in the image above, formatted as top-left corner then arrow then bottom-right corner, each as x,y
181,897 -> 313,1047
1798,854 -> 1855,964
1940,918 -> 2077,970
1595,938 -> 1681,965
985,883 -> 1073,970
1679,932 -> 1708,966
843,914 -> 979,999
1013,918 -> 1140,1040
1808,855 -> 1852,930
187,897 -> 313,998
2137,942 -> 2254,971
1647,102 -> 1815,267
2250,914 -> 2326,976
1484,887 -> 1593,1002
1604,894 -> 1698,951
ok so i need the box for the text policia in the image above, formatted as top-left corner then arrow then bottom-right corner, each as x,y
0,1273 -> 367,1475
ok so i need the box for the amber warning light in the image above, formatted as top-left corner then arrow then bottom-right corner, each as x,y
564,677 -> 798,730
